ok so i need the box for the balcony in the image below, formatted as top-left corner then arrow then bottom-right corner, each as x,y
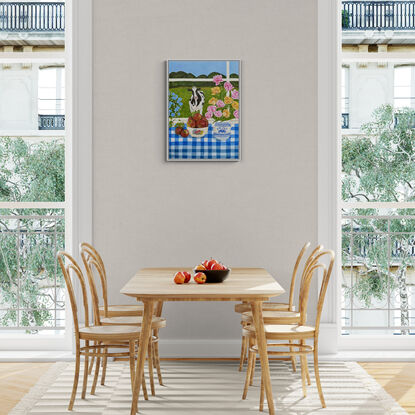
342,113 -> 350,129
342,1 -> 415,45
38,114 -> 65,130
0,2 -> 64,46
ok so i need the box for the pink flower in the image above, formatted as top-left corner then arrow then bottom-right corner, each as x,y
207,105 -> 217,113
224,81 -> 234,92
231,89 -> 239,100
216,100 -> 225,108
205,111 -> 213,119
213,75 -> 223,86
214,110 -> 222,118
233,110 -> 239,119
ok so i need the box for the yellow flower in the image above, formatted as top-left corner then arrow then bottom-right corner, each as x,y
211,87 -> 220,95
232,101 -> 239,110
223,109 -> 230,118
224,96 -> 233,104
208,97 -> 217,105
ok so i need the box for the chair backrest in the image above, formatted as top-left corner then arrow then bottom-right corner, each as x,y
297,249 -> 335,331
80,242 -> 108,323
287,242 -> 311,310
57,251 -> 90,337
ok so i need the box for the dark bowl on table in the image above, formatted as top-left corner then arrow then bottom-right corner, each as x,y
194,268 -> 231,283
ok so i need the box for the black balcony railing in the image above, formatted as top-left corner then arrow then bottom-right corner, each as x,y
38,114 -> 65,130
343,1 -> 415,31
0,2 -> 64,32
342,113 -> 350,129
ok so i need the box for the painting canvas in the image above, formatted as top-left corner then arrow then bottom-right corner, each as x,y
167,60 -> 240,161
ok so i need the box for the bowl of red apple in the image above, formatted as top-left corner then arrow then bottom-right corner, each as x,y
186,113 -> 209,138
194,259 -> 230,283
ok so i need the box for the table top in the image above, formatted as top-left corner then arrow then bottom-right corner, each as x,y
121,267 -> 284,301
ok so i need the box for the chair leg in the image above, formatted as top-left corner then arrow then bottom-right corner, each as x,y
101,349 -> 108,386
239,334 -> 247,371
300,355 -> 307,398
91,345 -> 101,395
289,340 -> 297,372
259,373 -> 265,412
242,338 -> 254,399
142,372 -> 149,400
148,339 -> 155,396
68,349 -> 81,411
88,341 -> 96,375
249,347 -> 256,386
129,340 -> 136,394
153,336 -> 164,386
314,345 -> 326,408
81,342 -> 90,399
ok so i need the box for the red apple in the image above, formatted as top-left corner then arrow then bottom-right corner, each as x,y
193,113 -> 202,121
181,129 -> 189,138
194,272 -> 207,284
175,126 -> 182,135
197,118 -> 208,128
211,263 -> 223,271
187,118 -> 196,128
183,271 -> 191,283
174,272 -> 186,284
202,260 -> 210,268
207,259 -> 217,270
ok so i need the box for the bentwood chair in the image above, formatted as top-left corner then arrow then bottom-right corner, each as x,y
235,242 -> 311,371
80,242 -> 166,396
57,251 -> 146,411
241,250 -> 335,410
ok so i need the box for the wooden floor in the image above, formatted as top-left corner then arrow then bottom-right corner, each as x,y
0,361 -> 414,414
360,362 -> 415,415
0,362 -> 53,415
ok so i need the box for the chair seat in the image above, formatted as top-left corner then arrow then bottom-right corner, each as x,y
234,302 -> 293,314
79,324 -> 141,341
100,316 -> 166,329
98,304 -> 144,317
241,310 -> 301,325
244,324 -> 315,340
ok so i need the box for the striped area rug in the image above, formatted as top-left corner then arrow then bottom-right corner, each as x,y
10,361 -> 408,415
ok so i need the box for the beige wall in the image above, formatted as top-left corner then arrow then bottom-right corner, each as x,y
93,0 -> 318,356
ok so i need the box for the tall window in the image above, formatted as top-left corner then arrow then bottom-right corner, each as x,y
0,4 -> 66,341
394,65 -> 415,109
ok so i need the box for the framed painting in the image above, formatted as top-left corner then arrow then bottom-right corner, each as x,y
166,59 -> 241,161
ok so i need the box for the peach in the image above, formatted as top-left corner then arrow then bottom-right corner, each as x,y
195,264 -> 206,271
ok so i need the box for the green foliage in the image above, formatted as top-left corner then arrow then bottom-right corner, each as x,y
0,137 -> 65,333
0,137 -> 64,202
342,10 -> 350,28
342,105 -> 415,202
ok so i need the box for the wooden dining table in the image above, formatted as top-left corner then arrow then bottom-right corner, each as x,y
121,267 -> 284,415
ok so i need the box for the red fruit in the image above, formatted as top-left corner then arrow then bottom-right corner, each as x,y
194,272 -> 207,284
183,271 -> 191,283
211,263 -> 223,270
202,260 -> 210,268
193,113 -> 202,121
195,264 -> 206,271
174,272 -> 186,284
175,126 -> 182,135
207,259 -> 217,270
197,119 -> 208,128
181,129 -> 189,138
187,117 -> 196,128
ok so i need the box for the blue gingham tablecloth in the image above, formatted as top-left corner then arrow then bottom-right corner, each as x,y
168,124 -> 240,160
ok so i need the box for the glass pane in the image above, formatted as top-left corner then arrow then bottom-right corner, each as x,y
0,210 -> 65,332
0,137 -> 64,202
342,105 -> 415,202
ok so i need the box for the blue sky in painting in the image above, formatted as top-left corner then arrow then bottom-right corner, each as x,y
168,60 -> 239,76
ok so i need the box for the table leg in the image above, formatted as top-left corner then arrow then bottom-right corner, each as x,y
251,301 -> 275,415
130,300 -> 154,415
